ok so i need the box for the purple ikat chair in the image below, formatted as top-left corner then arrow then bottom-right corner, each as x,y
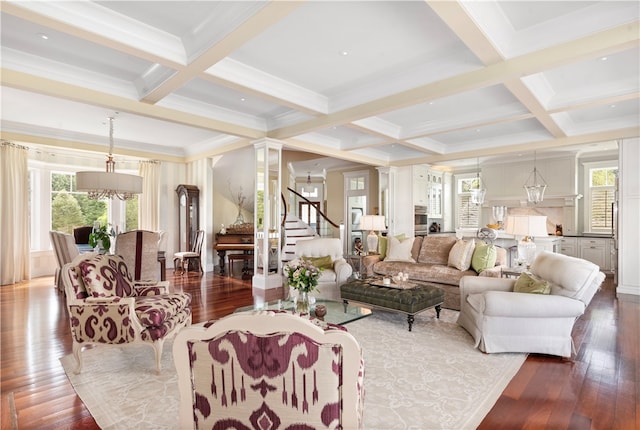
62,252 -> 192,374
173,311 -> 365,429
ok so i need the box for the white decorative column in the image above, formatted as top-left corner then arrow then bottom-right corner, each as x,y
617,138 -> 640,298
253,139 -> 283,290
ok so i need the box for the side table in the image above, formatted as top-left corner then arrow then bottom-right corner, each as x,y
501,266 -> 527,278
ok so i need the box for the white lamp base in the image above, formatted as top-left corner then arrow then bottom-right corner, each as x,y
366,231 -> 379,254
517,238 -> 537,267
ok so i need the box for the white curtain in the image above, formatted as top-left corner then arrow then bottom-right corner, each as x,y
1,142 -> 30,285
138,160 -> 160,231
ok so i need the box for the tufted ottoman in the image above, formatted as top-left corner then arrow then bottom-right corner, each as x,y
340,278 -> 444,331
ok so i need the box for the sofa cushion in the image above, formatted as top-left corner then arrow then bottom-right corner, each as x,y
530,251 -> 602,301
471,243 -> 497,273
411,236 -> 423,261
135,293 -> 192,327
514,272 -> 551,294
79,254 -> 135,298
384,236 -> 415,262
448,239 -> 475,271
417,236 -> 457,265
373,261 -> 474,286
302,255 -> 333,270
379,233 -> 406,259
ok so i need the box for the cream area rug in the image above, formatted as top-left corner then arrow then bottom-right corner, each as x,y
60,309 -> 526,430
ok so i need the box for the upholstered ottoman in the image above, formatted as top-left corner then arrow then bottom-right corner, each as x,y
340,279 -> 444,331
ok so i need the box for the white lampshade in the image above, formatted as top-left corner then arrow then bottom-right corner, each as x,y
504,215 -> 548,238
359,215 -> 386,254
359,215 -> 386,232
76,171 -> 143,200
504,215 -> 548,266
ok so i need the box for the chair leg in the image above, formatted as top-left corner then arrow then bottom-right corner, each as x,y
151,339 -> 166,374
72,341 -> 84,374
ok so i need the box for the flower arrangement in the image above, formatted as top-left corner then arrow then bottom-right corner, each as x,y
283,258 -> 322,293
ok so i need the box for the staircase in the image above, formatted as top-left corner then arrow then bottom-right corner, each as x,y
281,214 -> 317,263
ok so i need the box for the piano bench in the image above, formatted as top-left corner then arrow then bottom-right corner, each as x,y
228,253 -> 253,277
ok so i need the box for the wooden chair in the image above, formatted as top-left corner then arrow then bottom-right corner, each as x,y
174,230 -> 204,275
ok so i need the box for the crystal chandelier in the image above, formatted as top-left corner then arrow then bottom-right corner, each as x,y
470,157 -> 486,205
523,152 -> 547,204
76,116 -> 142,200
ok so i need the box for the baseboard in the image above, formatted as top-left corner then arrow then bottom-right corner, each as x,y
616,284 -> 640,302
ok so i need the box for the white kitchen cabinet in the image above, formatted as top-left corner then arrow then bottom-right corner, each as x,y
428,171 -> 443,217
559,237 -> 578,258
578,237 -> 611,271
413,166 -> 428,206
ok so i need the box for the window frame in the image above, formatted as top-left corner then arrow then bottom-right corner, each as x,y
454,173 -> 481,230
582,160 -> 618,234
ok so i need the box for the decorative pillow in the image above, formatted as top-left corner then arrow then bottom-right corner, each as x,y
448,239 -> 475,271
417,236 -> 457,265
303,255 -> 333,270
471,243 -> 497,273
384,236 -> 415,262
79,254 -> 135,298
514,272 -> 551,294
378,233 -> 405,259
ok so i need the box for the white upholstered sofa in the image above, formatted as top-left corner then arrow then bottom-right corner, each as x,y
290,237 -> 352,301
457,251 -> 605,357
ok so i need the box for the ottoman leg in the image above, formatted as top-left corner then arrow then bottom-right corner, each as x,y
435,304 -> 441,319
407,314 -> 415,332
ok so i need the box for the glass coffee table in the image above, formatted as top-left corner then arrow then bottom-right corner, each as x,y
235,299 -> 372,326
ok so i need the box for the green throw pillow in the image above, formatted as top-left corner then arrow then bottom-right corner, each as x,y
302,255 -> 333,270
378,233 -> 405,259
471,243 -> 497,273
514,272 -> 551,294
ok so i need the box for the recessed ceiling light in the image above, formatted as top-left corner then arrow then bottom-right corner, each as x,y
601,56 -> 608,61
475,129 -> 481,132
240,97 -> 246,102
610,104 -> 616,108
340,50 -> 348,56
38,33 -> 49,40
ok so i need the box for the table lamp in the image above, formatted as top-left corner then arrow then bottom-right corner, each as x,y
359,215 -> 386,254
504,215 -> 548,267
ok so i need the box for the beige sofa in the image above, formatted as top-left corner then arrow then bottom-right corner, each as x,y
362,235 -> 507,310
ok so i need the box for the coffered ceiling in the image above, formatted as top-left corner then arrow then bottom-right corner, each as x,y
1,1 -> 638,172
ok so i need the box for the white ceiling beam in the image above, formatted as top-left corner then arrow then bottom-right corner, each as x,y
1,68 -> 264,140
269,21 -> 638,141
141,1 -> 303,104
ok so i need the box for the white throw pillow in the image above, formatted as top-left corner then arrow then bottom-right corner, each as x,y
448,239 -> 475,271
384,236 -> 416,262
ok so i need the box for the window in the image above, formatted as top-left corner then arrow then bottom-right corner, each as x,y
584,162 -> 617,233
455,175 -> 481,229
51,172 -> 107,234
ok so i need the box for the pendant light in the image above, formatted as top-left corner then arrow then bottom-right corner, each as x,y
470,157 -> 486,205
523,151 -> 547,204
76,116 -> 142,200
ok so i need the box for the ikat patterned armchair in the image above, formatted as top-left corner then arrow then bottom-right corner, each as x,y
173,311 -> 365,429
62,252 -> 192,373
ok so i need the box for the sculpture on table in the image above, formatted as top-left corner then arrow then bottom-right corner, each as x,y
228,181 -> 246,226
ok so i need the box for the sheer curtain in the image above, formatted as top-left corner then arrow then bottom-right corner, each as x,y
1,142 -> 30,285
138,160 -> 160,231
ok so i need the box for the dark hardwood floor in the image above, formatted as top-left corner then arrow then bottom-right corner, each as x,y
1,269 -> 637,429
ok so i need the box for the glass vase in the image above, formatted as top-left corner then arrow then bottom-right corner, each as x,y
296,291 -> 310,314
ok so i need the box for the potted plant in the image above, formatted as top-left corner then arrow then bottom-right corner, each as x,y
88,224 -> 114,253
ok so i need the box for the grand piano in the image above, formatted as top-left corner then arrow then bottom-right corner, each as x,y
214,231 -> 253,278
